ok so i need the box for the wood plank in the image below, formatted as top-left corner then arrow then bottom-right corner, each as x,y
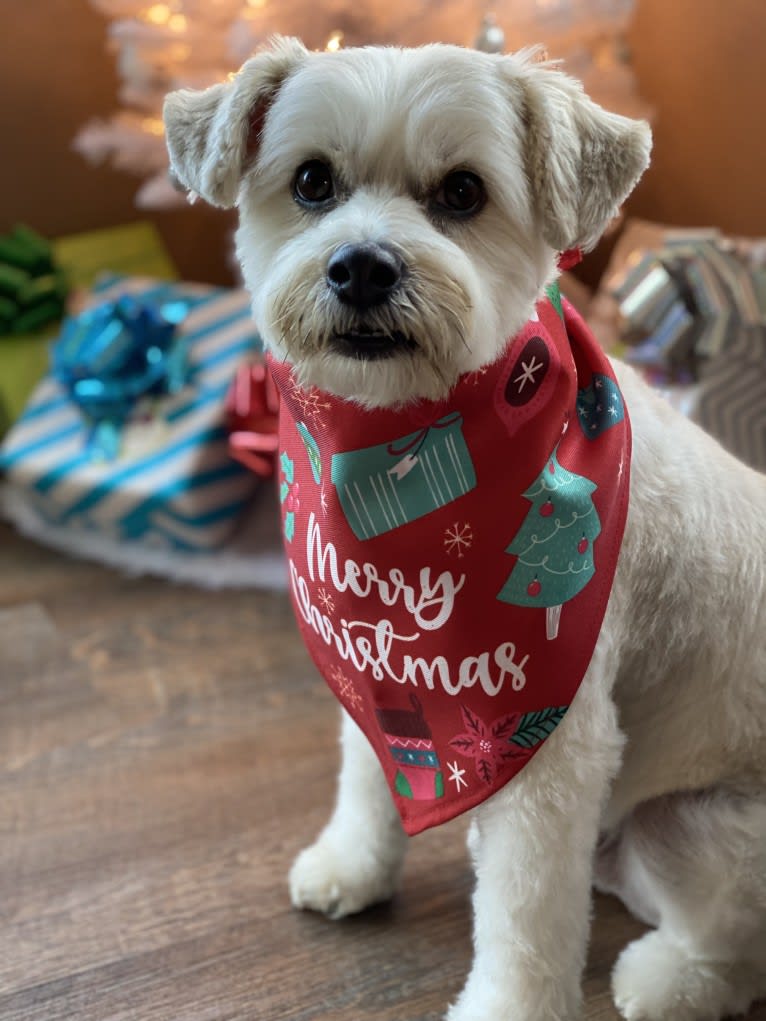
0,523 -> 763,1020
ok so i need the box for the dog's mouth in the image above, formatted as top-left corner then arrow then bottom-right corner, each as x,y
332,327 -> 418,361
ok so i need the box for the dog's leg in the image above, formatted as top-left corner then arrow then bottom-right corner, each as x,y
610,789 -> 766,1021
447,631 -> 624,1021
289,707 -> 408,919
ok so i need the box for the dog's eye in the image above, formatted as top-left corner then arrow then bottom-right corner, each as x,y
294,160 -> 335,206
434,171 -> 486,217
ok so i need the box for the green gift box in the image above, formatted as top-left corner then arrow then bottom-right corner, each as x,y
0,222 -> 177,437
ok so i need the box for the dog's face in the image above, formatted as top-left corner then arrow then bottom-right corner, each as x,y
164,38 -> 650,407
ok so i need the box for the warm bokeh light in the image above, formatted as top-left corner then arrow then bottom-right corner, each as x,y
78,0 -> 646,209
145,3 -> 171,25
325,30 -> 344,52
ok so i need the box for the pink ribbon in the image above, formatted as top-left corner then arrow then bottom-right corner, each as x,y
386,411 -> 462,458
226,362 -> 280,478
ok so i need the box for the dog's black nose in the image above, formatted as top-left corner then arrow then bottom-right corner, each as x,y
326,243 -> 403,309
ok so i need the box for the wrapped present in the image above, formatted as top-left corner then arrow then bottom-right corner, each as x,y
0,225 -> 68,433
0,224 -> 68,336
330,412 -> 477,541
50,292 -> 190,461
606,228 -> 766,378
0,274 -> 263,551
594,219 -> 766,472
0,221 -> 177,439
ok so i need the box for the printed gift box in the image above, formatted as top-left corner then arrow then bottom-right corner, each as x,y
330,412 -> 476,541
0,274 -> 262,551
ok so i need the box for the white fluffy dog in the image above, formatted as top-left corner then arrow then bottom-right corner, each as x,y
164,37 -> 766,1021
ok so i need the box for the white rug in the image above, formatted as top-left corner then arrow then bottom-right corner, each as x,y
0,483 -> 288,591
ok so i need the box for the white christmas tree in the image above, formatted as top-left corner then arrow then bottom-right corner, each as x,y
76,0 -> 646,209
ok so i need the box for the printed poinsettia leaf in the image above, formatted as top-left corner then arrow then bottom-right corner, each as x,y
449,733 -> 478,755
491,712 -> 521,740
460,704 -> 485,737
451,707 -> 530,782
280,481 -> 290,504
509,706 -> 569,749
476,757 -> 494,786
284,511 -> 295,542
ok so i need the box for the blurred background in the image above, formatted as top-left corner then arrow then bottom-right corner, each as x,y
1,0 -> 765,285
0,0 -> 764,571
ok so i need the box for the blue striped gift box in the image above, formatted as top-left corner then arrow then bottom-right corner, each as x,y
0,275 -> 262,551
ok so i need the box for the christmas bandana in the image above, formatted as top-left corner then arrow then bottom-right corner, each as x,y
269,284 -> 631,835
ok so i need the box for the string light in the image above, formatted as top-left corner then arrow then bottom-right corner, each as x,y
325,30 -> 344,52
78,0 -> 647,210
144,3 -> 171,25
142,117 -> 165,136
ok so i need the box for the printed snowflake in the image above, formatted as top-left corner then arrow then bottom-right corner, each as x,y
317,587 -> 335,616
444,521 -> 473,558
320,487 -> 328,516
470,365 -> 490,386
329,665 -> 363,713
290,381 -> 331,424
512,354 -> 545,394
449,705 -> 525,786
447,760 -> 468,792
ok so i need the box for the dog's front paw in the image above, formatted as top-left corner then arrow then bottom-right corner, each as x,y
612,931 -> 758,1021
289,834 -> 401,920
446,990 -> 508,1021
446,972 -> 579,1021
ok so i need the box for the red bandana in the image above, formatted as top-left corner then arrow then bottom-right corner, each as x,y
268,285 -> 631,835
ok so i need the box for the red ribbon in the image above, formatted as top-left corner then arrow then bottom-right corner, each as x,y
386,411 -> 463,458
226,362 -> 280,478
557,248 -> 583,271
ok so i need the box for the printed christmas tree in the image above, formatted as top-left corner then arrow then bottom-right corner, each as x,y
497,444 -> 601,639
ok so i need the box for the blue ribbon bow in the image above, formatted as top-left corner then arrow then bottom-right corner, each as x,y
51,295 -> 189,459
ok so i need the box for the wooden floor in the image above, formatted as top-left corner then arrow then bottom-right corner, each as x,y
1,521 -> 763,1021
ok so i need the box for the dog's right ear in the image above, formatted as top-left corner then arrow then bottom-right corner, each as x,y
502,53 -> 651,253
163,36 -> 308,208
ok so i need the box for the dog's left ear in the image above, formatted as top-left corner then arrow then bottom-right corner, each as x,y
504,57 -> 652,252
162,35 -> 308,208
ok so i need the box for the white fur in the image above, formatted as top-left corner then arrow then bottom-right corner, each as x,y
164,40 -> 766,1021
235,45 -> 553,406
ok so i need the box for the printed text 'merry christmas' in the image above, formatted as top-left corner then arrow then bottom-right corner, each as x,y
289,514 -> 530,696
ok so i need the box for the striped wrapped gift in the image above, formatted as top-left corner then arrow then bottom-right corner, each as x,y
0,275 -> 262,551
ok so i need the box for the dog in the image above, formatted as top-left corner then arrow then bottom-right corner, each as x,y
164,37 -> 766,1021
